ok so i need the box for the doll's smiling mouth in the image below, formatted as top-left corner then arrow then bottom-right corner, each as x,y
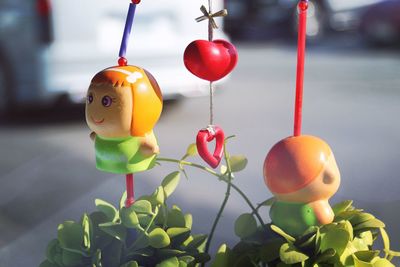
91,116 -> 105,124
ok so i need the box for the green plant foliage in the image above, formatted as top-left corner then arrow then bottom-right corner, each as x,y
39,174 -> 209,267
228,155 -> 248,173
225,200 -> 400,266
234,213 -> 258,239
40,140 -> 400,267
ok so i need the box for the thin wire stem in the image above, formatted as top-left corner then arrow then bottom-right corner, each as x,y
156,157 -> 266,228
209,82 -> 214,125
203,142 -> 232,265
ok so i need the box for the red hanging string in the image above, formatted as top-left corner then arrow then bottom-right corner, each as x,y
293,0 -> 308,136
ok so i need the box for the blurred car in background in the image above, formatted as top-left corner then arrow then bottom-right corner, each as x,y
0,0 -> 226,113
225,0 -> 386,40
360,0 -> 400,45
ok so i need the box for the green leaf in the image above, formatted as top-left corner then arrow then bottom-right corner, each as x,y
131,231 -> 150,250
340,220 -> 355,241
185,143 -> 198,157
89,212 -> 114,248
61,250 -> 83,266
95,199 -> 118,221
228,155 -> 248,172
315,248 -> 336,263
186,234 -> 208,251
270,225 -> 295,243
120,207 -> 140,228
294,227 -> 321,254
234,213 -> 257,239
81,213 -> 92,251
259,238 -> 286,262
93,249 -> 102,266
167,207 -> 186,228
353,219 -> 385,231
359,231 -> 374,246
149,228 -> 171,249
320,228 -> 350,256
102,239 -> 123,266
220,165 -> 227,175
46,239 -> 59,263
350,213 -> 376,226
184,214 -> 193,229
178,255 -> 195,264
132,200 -> 153,215
167,227 -> 191,246
279,243 -> 309,264
99,222 -> 127,241
156,257 -> 179,267
192,252 -> 211,263
352,237 -> 370,251
156,249 -> 185,260
120,261 -> 139,267
333,200 -> 354,215
57,221 -> 84,254
353,251 -> 380,267
373,258 -> 395,267
211,244 -> 231,267
162,171 -> 181,198
258,197 -> 276,207
120,191 -> 127,209
380,228 -> 390,251
151,186 -> 165,205
384,249 -> 400,257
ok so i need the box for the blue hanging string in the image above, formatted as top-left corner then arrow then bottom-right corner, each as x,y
119,3 -> 137,63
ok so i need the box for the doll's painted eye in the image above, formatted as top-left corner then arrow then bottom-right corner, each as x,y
102,96 -> 113,107
87,93 -> 93,104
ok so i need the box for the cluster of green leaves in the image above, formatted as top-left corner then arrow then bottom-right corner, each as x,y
39,171 -> 210,267
213,200 -> 400,267
40,140 -> 399,267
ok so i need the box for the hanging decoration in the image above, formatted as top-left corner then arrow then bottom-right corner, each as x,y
263,0 -> 341,237
183,0 -> 238,169
85,0 -> 163,208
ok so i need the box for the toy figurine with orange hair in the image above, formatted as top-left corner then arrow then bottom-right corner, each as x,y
263,135 -> 341,236
86,65 -> 163,174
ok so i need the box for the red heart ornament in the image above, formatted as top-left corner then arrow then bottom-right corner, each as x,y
196,126 -> 225,168
184,39 -> 238,82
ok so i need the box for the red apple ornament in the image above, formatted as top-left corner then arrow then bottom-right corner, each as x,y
184,39 -> 238,82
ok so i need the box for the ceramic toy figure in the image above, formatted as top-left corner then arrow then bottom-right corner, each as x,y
86,65 -> 162,174
84,0 -> 164,208
264,135 -> 340,236
262,0 -> 341,236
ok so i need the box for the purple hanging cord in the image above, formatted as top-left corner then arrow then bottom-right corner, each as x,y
118,1 -> 140,66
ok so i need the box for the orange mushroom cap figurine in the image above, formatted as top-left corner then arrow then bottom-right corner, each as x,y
85,65 -> 163,174
263,135 -> 341,236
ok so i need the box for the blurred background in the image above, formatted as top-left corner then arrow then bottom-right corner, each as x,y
1,0 -> 400,265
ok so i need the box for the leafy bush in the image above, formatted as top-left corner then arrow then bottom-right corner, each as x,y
39,171 -> 209,267
40,140 -> 400,267
217,200 -> 400,267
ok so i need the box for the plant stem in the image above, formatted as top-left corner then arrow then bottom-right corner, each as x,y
202,143 -> 232,267
157,157 -> 220,177
157,157 -> 266,228
229,181 -> 267,230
